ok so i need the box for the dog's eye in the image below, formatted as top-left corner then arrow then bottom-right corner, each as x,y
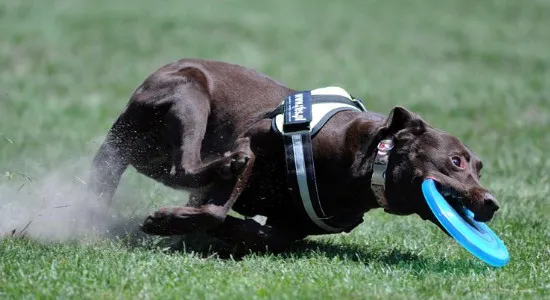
451,156 -> 463,168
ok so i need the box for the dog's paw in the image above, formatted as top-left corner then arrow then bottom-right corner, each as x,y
140,206 -> 224,236
218,151 -> 250,180
140,208 -> 176,236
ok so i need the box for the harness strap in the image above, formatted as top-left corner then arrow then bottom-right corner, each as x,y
265,94 -> 366,119
277,88 -> 366,232
284,134 -> 343,232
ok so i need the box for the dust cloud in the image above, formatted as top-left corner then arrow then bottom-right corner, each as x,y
0,156 -> 141,243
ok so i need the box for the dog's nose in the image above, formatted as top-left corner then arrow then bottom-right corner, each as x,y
484,193 -> 500,212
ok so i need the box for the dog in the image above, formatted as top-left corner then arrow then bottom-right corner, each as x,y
89,58 -> 500,253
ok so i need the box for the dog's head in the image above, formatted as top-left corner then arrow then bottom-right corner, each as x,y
372,106 -> 499,225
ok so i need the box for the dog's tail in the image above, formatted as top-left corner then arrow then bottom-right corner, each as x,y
88,114 -> 132,204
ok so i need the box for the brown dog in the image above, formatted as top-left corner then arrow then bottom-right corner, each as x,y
89,59 -> 500,252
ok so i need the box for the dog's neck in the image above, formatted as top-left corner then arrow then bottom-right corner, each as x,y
347,114 -> 395,210
370,138 -> 394,208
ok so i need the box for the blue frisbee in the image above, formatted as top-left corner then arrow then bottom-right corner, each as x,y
421,179 -> 509,267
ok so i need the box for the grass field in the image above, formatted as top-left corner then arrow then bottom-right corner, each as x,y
1,0 -> 550,299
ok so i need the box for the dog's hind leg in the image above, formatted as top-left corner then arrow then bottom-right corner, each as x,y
88,114 -> 132,204
160,86 -> 251,188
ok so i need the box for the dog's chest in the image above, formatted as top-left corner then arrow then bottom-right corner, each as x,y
232,148 -> 291,217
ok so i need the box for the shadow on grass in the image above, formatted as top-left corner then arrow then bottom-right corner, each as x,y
107,218 -> 487,274
283,239 -> 488,274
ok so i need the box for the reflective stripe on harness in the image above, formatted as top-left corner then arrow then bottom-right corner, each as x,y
271,87 -> 366,233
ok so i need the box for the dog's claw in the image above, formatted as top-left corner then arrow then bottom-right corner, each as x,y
231,155 -> 249,173
219,152 -> 249,180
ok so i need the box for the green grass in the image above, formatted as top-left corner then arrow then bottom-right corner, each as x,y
1,0 -> 550,299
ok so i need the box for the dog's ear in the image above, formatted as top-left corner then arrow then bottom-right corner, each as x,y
349,106 -> 426,177
384,106 -> 426,136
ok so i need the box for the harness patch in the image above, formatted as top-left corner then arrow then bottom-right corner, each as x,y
283,91 -> 312,133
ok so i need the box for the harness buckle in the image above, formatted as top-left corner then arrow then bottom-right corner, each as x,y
352,98 -> 367,112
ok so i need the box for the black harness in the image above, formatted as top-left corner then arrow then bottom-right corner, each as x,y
268,87 -> 367,233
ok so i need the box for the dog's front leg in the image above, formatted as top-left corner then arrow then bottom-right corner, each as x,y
207,215 -> 299,254
141,136 -> 256,235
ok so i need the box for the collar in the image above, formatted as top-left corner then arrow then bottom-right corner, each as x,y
370,138 -> 394,209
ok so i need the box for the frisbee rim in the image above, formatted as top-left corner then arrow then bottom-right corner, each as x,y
422,178 -> 509,267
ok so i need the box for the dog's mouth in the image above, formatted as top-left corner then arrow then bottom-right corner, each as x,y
433,181 -> 478,226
